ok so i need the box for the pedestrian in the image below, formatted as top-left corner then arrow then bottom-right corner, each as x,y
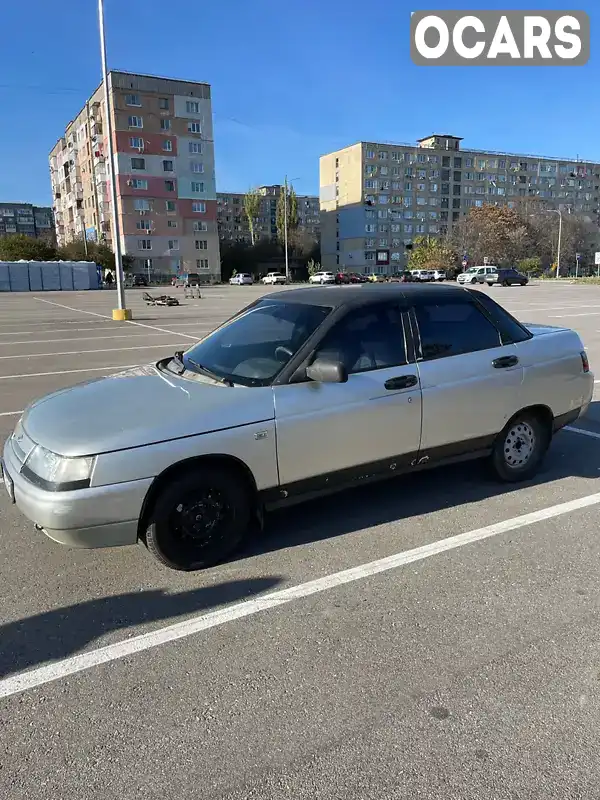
105,270 -> 114,288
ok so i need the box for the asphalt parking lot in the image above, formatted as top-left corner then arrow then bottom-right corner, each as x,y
3,280 -> 600,799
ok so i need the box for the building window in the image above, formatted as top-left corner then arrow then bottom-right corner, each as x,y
130,179 -> 148,189
165,200 -> 176,212
366,150 -> 375,159
196,259 -> 210,270
192,201 -> 206,213
365,224 -> 376,233
193,220 -> 208,231
168,239 -> 179,251
162,140 -> 172,152
134,198 -> 150,211
167,220 -> 177,228
131,157 -> 145,170
190,162 -> 204,173
163,160 -> 174,172
188,122 -> 201,134
129,137 -> 143,148
186,100 -> 200,114
195,239 -> 208,250
126,94 -> 141,106
128,116 -> 143,128
189,142 -> 202,154
136,220 -> 151,230
160,119 -> 171,131
191,181 -> 204,193
164,180 -> 175,192
138,239 -> 151,250
159,97 -> 169,110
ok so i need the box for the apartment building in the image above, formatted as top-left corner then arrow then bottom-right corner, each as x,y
217,185 -> 320,245
320,134 -> 600,274
0,204 -> 55,242
49,71 -> 220,280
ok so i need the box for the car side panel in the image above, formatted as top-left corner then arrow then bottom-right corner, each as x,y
515,330 -> 594,417
417,344 -> 524,452
91,421 -> 279,491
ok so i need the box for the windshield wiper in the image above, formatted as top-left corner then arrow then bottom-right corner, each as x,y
186,357 -> 235,387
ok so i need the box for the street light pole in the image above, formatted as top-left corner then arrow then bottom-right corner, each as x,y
283,176 -> 289,282
98,0 -> 131,320
556,209 -> 563,279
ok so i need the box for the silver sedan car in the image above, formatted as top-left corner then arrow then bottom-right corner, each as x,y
1,284 -> 593,571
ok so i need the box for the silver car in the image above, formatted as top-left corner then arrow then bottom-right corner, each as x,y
1,285 -> 593,571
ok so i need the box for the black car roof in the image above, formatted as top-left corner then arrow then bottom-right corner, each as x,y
266,283 -> 471,309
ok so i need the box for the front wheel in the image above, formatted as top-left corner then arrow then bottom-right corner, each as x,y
490,412 -> 551,483
144,465 -> 252,570
471,277 -> 477,284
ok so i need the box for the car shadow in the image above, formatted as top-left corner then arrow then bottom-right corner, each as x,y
0,576 -> 282,678
241,414 -> 600,561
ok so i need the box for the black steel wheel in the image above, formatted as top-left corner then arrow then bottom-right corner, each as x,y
145,465 -> 252,570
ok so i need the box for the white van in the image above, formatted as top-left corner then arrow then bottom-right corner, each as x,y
457,266 -> 498,285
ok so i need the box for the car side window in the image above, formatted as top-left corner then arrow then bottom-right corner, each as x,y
469,291 -> 532,344
315,303 -> 408,374
414,301 -> 502,361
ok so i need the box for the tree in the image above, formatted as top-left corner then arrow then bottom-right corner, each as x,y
0,234 -> 57,261
243,189 -> 262,246
276,183 -> 298,248
453,205 -> 536,267
407,236 -> 457,272
518,256 -> 543,276
528,211 -> 593,272
306,258 -> 320,277
57,238 -> 134,272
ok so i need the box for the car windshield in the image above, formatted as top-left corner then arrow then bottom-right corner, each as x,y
180,299 -> 332,387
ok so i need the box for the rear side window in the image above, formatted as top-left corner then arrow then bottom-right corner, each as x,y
413,301 -> 502,361
470,290 -> 532,344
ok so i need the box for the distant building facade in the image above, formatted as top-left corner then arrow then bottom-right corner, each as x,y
0,204 -> 55,242
49,71 -> 220,280
217,185 -> 320,246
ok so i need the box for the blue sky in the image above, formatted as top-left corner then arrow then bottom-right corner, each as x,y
0,0 -> 598,205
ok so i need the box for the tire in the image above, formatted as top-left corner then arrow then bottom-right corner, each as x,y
471,277 -> 477,284
144,465 -> 252,571
490,412 -> 551,483
502,280 -> 509,287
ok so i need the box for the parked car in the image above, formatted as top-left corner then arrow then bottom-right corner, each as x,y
131,273 -> 148,287
229,273 -> 253,285
334,272 -> 351,284
433,270 -> 446,282
2,284 -> 592,571
389,271 -> 414,283
411,270 -> 435,282
309,271 -> 335,285
348,273 -> 368,283
485,268 -> 529,287
262,272 -> 287,285
457,266 -> 497,285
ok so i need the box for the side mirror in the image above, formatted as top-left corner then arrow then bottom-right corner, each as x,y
306,357 -> 348,384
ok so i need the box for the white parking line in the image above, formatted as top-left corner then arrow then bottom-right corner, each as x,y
34,298 -> 200,341
0,343 -> 191,360
564,426 -> 600,441
2,490 -> 600,700
0,364 -> 140,380
0,410 -> 22,417
0,333 -> 198,347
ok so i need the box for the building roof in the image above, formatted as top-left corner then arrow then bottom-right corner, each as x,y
267,283 -> 468,308
416,134 -> 464,142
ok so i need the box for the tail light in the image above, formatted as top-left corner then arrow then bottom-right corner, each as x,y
581,351 -> 590,373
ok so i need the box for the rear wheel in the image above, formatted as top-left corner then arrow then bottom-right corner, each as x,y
144,465 -> 252,570
471,277 -> 477,284
490,412 -> 551,483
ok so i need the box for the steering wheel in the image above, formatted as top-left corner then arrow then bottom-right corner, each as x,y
275,345 -> 293,362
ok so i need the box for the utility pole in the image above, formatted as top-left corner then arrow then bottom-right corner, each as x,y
98,0 -> 131,320
283,176 -> 289,282
556,209 -> 563,279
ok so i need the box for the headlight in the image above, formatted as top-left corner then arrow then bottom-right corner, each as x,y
21,446 -> 95,492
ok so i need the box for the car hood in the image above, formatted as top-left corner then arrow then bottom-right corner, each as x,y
21,364 -> 275,457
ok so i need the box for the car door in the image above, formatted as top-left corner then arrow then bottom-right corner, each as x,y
410,295 -> 524,460
273,301 -> 423,491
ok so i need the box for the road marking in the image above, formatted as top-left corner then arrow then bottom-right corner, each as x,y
0,364 -> 140,380
0,410 -> 22,417
0,323 -> 214,337
34,298 -> 200,341
0,343 -> 191,360
0,332 -> 199,347
550,313 -> 600,318
2,490 -> 600,700
565,425 -> 600,440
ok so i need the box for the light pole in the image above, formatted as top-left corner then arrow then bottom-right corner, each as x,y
283,176 -> 300,282
98,0 -> 131,320
531,208 -> 563,278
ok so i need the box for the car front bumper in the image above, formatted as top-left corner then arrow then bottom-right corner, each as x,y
1,437 -> 153,549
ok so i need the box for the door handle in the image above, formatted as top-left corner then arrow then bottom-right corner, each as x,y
492,355 -> 519,369
384,374 -> 418,390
